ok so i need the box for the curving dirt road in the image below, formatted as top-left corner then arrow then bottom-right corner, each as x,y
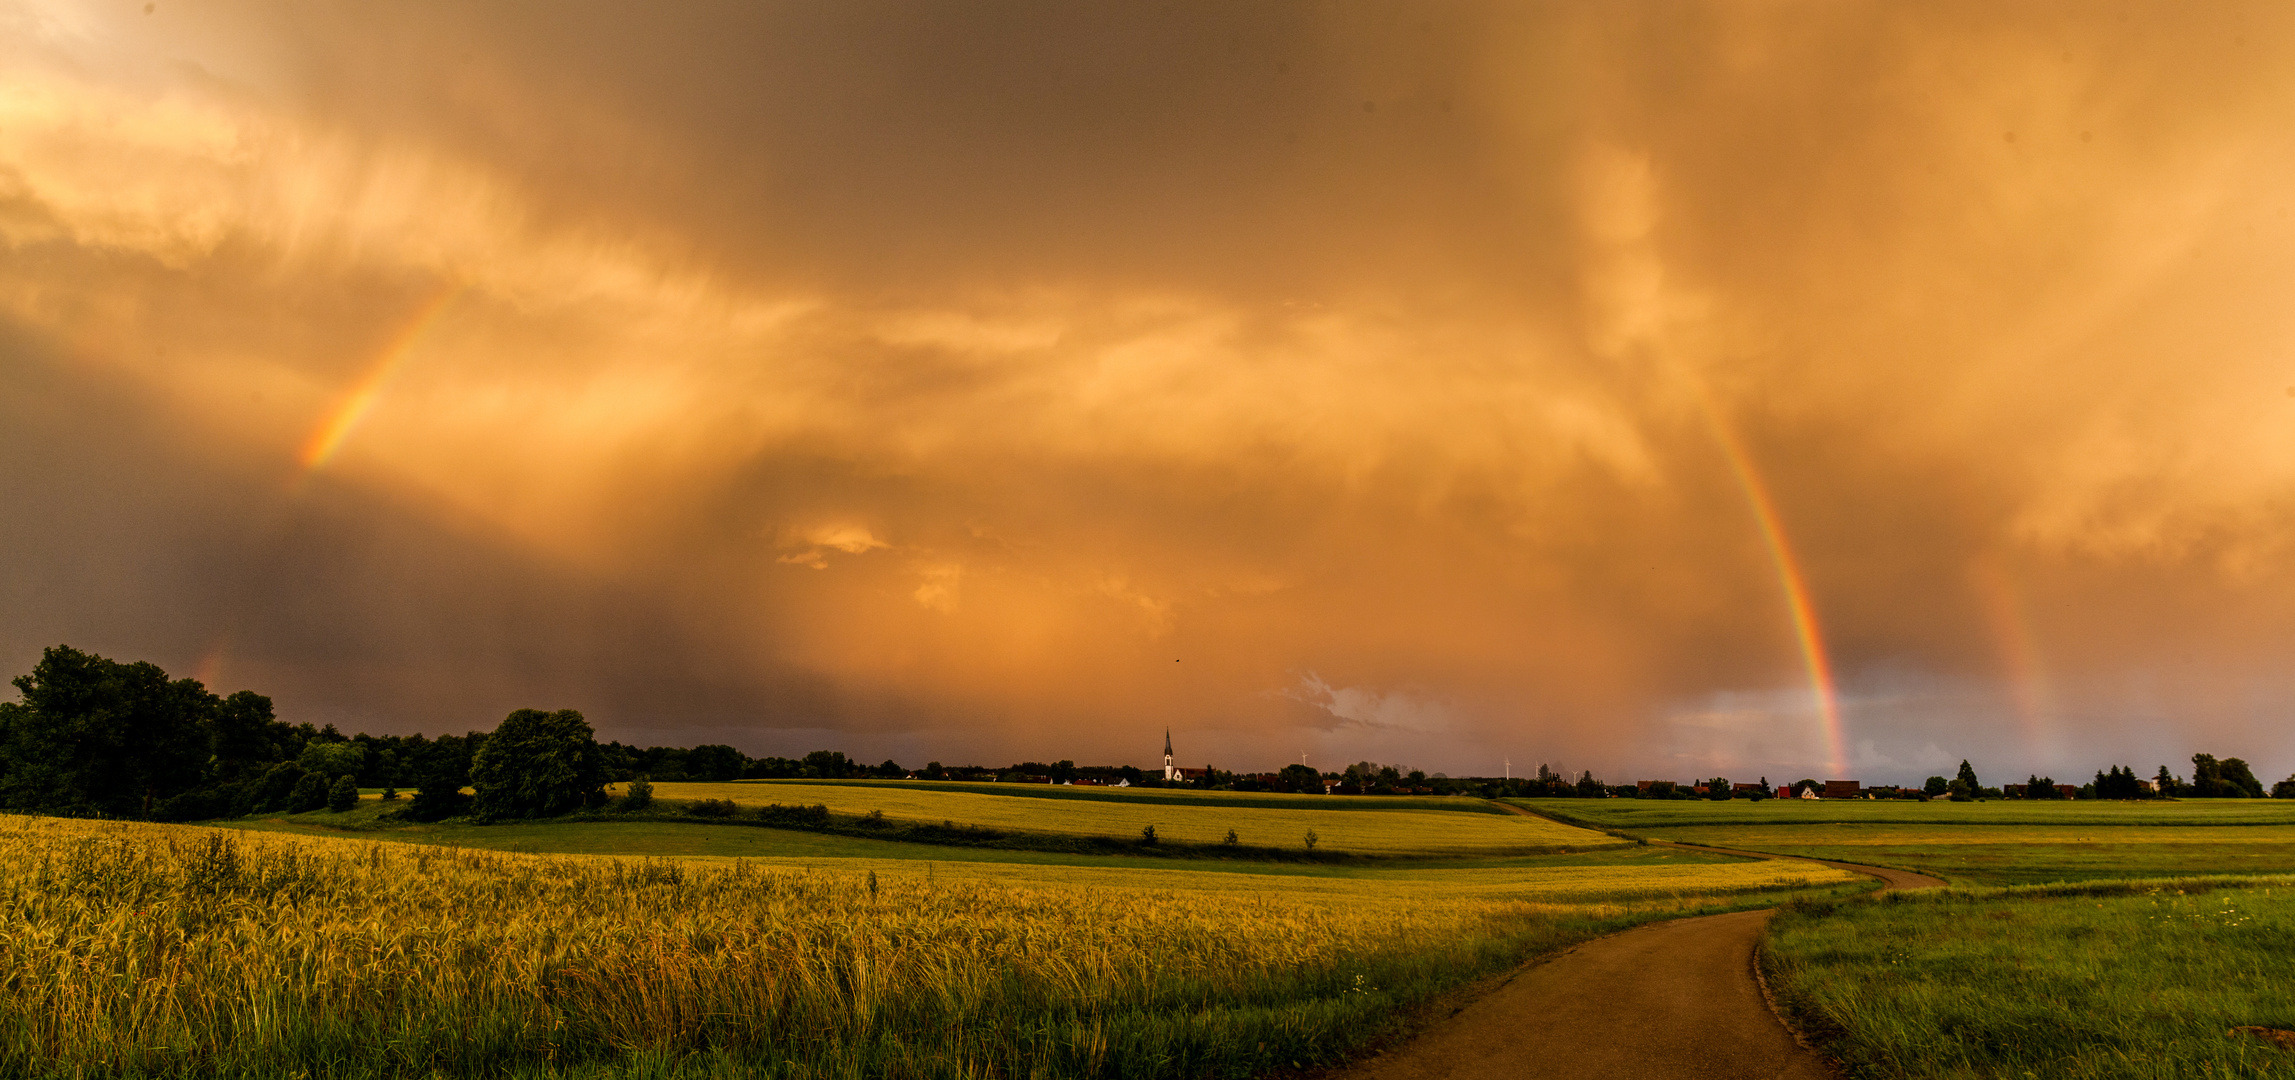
1330,806 -> 1941,1079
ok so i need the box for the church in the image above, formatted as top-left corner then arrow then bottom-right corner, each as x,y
1161,730 -> 1206,784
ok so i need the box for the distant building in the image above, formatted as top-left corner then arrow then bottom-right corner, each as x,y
1732,782 -> 1766,795
1824,780 -> 1862,799
1798,786 -> 1820,800
1163,729 -> 1180,782
2054,783 -> 2079,799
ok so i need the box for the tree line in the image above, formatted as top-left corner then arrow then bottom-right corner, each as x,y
8,646 -> 2291,824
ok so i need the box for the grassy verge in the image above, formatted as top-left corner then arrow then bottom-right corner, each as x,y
0,815 -> 1863,1079
1763,877 -> 2295,1079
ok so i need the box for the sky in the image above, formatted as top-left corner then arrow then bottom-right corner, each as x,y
4,1 -> 2295,784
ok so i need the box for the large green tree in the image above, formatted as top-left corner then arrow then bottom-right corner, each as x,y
468,709 -> 603,821
0,645 -> 213,817
404,735 -> 476,822
2190,754 -> 2265,798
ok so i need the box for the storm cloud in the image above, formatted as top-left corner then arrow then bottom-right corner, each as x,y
5,0 -> 2295,781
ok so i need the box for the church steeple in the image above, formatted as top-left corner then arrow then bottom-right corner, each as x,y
1163,729 -> 1178,781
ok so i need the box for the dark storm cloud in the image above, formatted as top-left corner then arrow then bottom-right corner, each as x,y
5,0 -> 2295,779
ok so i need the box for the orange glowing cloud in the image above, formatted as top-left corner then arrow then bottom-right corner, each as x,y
4,1 -> 2295,781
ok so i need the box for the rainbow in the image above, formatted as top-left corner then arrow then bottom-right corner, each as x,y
1971,557 -> 2055,756
299,284 -> 462,471
1699,400 -> 1849,777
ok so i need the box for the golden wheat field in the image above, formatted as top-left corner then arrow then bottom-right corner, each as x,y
643,780 -> 1616,855
0,814 -> 1858,1078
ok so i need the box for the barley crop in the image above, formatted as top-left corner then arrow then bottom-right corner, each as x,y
0,815 -> 1845,1078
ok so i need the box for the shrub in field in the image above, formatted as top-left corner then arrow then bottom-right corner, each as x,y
469,709 -> 605,822
1139,824 -> 1158,846
326,774 -> 359,812
755,802 -> 831,826
686,797 -> 739,817
621,776 -> 654,811
155,785 -> 231,822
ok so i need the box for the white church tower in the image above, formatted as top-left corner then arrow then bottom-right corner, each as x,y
1163,729 -> 1180,782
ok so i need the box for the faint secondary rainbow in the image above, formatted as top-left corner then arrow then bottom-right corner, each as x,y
1698,398 -> 1849,777
299,284 -> 462,471
1970,557 -> 2056,757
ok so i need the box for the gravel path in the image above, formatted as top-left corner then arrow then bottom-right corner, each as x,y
1328,804 -> 1941,1079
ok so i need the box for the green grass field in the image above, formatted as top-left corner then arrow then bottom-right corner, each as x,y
1765,878 -> 2295,1079
1518,798 -> 2295,885
642,781 -> 1618,855
0,814 -> 1859,1079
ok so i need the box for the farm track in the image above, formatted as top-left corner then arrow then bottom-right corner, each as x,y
1327,803 -> 1940,1079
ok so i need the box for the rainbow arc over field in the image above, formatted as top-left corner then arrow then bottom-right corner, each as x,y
1971,557 -> 2057,758
1699,399 -> 1849,778
298,284 -> 463,471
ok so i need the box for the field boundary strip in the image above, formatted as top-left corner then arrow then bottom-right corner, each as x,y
730,778 -> 1513,814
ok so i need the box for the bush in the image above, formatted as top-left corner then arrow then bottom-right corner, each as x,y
326,774 -> 359,812
621,776 -> 653,812
155,786 -> 228,822
287,772 -> 329,813
687,798 -> 739,818
1139,824 -> 1158,846
254,762 -> 306,813
756,802 -> 831,826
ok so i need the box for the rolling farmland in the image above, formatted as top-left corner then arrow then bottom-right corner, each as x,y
641,780 -> 1621,855
1522,798 -> 2295,885
0,813 -> 1855,1079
